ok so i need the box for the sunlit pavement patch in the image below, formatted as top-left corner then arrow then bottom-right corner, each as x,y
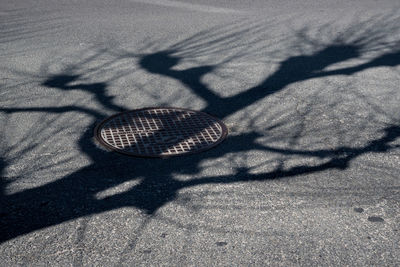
95,107 -> 228,158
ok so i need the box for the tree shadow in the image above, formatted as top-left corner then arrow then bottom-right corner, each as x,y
0,157 -> 6,213
0,8 -> 69,58
1,15 -> 400,243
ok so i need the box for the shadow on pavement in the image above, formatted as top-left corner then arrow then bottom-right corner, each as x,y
1,15 -> 400,243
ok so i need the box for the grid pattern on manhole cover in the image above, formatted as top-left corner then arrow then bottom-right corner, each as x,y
95,108 -> 228,157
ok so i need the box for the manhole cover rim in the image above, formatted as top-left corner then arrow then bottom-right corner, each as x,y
94,107 -> 228,158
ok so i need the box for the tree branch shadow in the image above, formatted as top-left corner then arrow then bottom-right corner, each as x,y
1,13 -> 400,243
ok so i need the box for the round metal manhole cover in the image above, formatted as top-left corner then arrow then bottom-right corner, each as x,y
94,107 -> 228,158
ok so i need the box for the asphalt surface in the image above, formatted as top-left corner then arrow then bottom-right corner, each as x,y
1,0 -> 400,266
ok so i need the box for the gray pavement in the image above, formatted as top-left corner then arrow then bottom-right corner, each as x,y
1,0 -> 400,266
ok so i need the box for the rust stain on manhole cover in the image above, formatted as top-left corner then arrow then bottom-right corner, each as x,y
94,107 -> 228,158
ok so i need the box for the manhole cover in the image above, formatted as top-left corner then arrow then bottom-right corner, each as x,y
94,107 -> 228,158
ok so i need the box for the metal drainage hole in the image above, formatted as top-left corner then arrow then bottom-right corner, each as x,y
94,107 -> 228,158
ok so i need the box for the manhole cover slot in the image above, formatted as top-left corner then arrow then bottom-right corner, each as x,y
94,107 -> 228,158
